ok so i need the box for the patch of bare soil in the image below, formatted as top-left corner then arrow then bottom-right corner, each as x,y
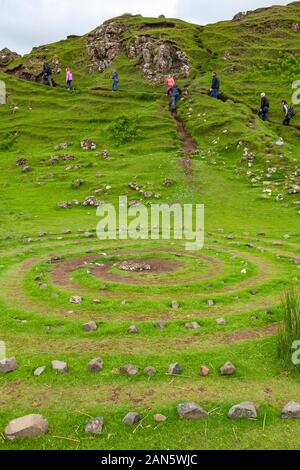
175,116 -> 198,178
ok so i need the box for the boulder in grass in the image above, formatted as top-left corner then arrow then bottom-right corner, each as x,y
88,358 -> 103,373
154,414 -> 167,422
171,301 -> 180,310
281,401 -> 300,419
177,403 -> 208,420
83,321 -> 98,332
120,364 -> 139,376
216,318 -> 227,326
5,414 -> 48,440
85,417 -> 104,435
154,321 -> 167,329
0,357 -> 19,374
33,366 -> 46,377
220,361 -> 237,376
199,366 -> 210,377
144,367 -> 157,376
168,363 -> 182,376
128,325 -> 139,334
70,296 -> 82,304
122,412 -> 141,426
228,402 -> 257,419
207,300 -> 215,307
51,360 -> 68,374
185,322 -> 201,330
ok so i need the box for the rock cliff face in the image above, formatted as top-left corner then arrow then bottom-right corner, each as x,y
86,20 -> 190,82
5,56 -> 61,84
0,48 -> 21,68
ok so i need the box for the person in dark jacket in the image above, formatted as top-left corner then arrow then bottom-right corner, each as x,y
210,72 -> 220,98
112,71 -> 119,91
43,62 -> 53,87
169,85 -> 182,113
282,100 -> 295,126
258,93 -> 269,121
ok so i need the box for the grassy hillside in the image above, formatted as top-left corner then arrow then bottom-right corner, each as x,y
0,3 -> 299,450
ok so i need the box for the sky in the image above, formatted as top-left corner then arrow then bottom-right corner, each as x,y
0,0 -> 291,54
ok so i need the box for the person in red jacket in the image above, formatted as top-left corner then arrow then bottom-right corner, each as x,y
166,75 -> 175,93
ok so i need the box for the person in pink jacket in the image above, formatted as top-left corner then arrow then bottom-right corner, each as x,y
166,75 -> 175,93
66,67 -> 73,91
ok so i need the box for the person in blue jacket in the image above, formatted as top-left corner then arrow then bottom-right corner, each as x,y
112,71 -> 119,91
210,72 -> 220,98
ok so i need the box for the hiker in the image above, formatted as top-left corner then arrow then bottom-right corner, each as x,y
258,93 -> 269,121
169,85 -> 182,113
166,74 -> 175,93
282,100 -> 295,126
210,72 -> 220,98
66,67 -> 73,91
43,62 -> 53,87
112,71 -> 119,91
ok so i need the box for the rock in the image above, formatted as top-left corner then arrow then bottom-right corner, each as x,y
120,261 -> 151,272
128,325 -> 139,334
83,196 -> 102,207
154,414 -> 167,422
0,48 -> 21,67
171,301 -> 180,310
207,300 -> 215,307
199,366 -> 210,377
232,11 -> 247,22
228,402 -> 257,419
22,166 -> 33,173
120,364 -> 139,376
33,366 -> 46,377
58,201 -> 72,209
122,412 -> 141,426
70,296 -> 82,304
185,322 -> 201,329
155,321 -> 167,329
84,232 -> 93,238
83,321 -> 98,332
16,158 -> 28,167
144,367 -> 157,376
80,140 -> 97,151
5,414 -> 48,441
144,191 -> 153,199
168,363 -> 182,375
281,401 -> 300,419
0,357 -> 19,374
177,403 -> 208,420
292,23 -> 300,32
163,178 -> 173,187
55,143 -> 68,151
85,417 -> 104,434
88,358 -> 103,373
51,360 -> 68,373
220,361 -> 237,376
216,318 -> 227,326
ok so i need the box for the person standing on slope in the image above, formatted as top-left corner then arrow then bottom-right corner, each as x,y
170,85 -> 182,113
66,67 -> 73,91
43,62 -> 53,87
282,100 -> 295,126
258,93 -> 270,121
210,71 -> 220,98
112,71 -> 119,91
166,74 -> 175,93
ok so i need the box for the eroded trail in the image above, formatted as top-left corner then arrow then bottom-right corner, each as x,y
175,115 -> 198,178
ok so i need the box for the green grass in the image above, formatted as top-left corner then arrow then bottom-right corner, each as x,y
0,3 -> 300,450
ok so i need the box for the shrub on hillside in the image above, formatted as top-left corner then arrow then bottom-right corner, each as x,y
109,114 -> 139,145
278,288 -> 300,371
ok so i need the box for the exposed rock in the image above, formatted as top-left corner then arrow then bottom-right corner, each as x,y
220,361 -> 237,376
22,166 -> 33,173
83,321 -> 98,332
154,414 -> 167,422
128,325 -> 139,334
83,196 -> 103,207
163,178 -> 174,187
0,48 -> 21,67
120,364 -> 139,376
51,360 -> 68,373
88,358 -> 103,373
177,403 -> 208,420
292,23 -> 300,32
16,158 -> 28,167
34,366 -> 46,377
199,366 -> 210,377
122,412 -> 141,426
144,366 -> 157,376
80,140 -> 97,151
0,357 -> 19,374
228,402 -> 257,419
168,363 -> 182,375
55,143 -> 68,151
171,301 -> 180,310
207,300 -> 215,307
120,261 -> 151,272
70,296 -> 82,304
154,321 -> 167,329
5,414 -> 48,440
281,401 -> 300,419
85,417 -> 104,434
185,322 -> 201,330
232,12 -> 248,22
216,318 -> 227,326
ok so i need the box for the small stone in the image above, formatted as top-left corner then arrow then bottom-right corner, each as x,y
185,322 -> 201,329
177,403 -> 208,420
168,363 -> 182,375
199,366 -> 210,377
163,179 -> 174,187
154,414 -> 167,422
88,358 -> 103,373
228,402 -> 257,419
85,417 -> 104,435
34,366 -> 46,377
51,360 -> 68,373
281,401 -> 300,419
70,296 -> 82,304
122,412 -> 141,426
220,361 -> 237,376
216,318 -> 227,326
128,325 -> 139,334
154,321 -> 167,329
144,367 -> 157,376
207,300 -> 215,307
171,301 -> 180,310
5,414 -> 48,440
0,357 -> 19,374
266,309 -> 274,316
83,321 -> 97,332
120,364 -> 139,376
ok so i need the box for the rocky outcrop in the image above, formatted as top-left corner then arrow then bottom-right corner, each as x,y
6,56 -> 61,84
86,20 -> 190,82
0,48 -> 21,68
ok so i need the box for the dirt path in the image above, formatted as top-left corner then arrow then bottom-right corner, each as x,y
175,115 -> 198,178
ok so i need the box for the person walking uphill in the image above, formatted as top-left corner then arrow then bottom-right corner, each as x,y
166,75 -> 175,93
282,100 -> 296,126
43,62 -> 53,87
210,72 -> 220,98
258,93 -> 270,121
112,71 -> 119,91
169,85 -> 182,113
66,68 -> 73,91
